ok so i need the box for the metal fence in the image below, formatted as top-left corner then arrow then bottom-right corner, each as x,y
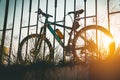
0,0 -> 120,66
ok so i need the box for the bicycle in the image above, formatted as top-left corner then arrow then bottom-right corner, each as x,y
17,8 -> 115,65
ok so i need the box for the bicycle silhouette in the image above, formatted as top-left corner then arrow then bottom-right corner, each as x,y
18,8 -> 115,65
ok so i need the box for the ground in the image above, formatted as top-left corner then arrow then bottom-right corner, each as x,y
0,55 -> 120,80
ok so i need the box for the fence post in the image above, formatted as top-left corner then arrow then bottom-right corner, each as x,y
107,0 -> 110,31
0,0 -> 9,65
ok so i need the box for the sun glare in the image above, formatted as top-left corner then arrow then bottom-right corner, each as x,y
103,37 -> 114,49
97,33 -> 115,58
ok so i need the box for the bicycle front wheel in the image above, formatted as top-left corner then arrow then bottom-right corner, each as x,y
18,34 -> 53,65
74,25 -> 115,62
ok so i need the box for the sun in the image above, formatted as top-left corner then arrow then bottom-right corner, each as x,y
97,33 -> 115,58
103,37 -> 114,49
101,36 -> 115,56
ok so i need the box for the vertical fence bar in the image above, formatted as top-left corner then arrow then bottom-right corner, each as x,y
63,0 -> 66,62
71,0 -> 76,63
36,0 -> 40,34
107,0 -> 110,31
74,0 -> 76,18
9,0 -> 17,65
43,0 -> 48,60
63,1 -> 67,79
95,0 -> 98,25
84,0 -> 87,63
25,0 -> 32,59
17,0 -> 24,60
1,0 -> 9,64
84,0 -> 87,26
45,0 -> 48,21
95,0 -> 98,59
53,0 -> 57,62
27,0 -> 32,37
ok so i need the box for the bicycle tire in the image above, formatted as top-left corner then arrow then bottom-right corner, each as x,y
18,34 -> 53,65
74,25 -> 115,62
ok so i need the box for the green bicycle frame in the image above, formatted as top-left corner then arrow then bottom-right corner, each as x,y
46,21 -> 72,48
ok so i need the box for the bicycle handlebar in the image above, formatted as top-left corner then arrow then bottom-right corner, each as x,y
35,8 -> 53,18
36,8 -> 83,27
36,8 -> 84,18
67,9 -> 84,15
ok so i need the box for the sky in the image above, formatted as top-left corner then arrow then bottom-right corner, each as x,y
0,0 -> 120,61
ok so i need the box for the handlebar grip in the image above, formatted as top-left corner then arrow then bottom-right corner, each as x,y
42,12 -> 53,18
67,9 -> 84,15
35,8 -> 53,18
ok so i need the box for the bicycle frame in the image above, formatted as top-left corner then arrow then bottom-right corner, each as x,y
41,21 -> 74,48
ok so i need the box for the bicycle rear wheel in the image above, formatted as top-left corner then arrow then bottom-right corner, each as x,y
74,25 -> 115,62
18,34 -> 53,65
